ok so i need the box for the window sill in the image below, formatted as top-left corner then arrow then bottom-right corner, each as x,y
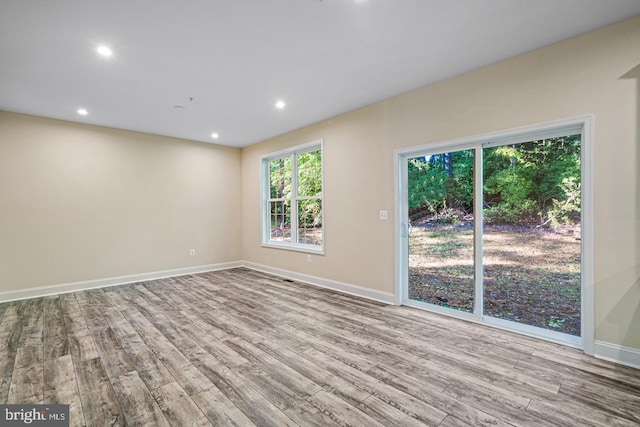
261,242 -> 325,255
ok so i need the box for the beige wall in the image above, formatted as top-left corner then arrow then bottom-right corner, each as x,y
0,111 -> 242,291
242,17 -> 640,349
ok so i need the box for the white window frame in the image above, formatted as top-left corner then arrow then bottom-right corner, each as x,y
394,115 -> 594,354
261,139 -> 324,254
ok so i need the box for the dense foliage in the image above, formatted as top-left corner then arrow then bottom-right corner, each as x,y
269,149 -> 322,229
408,135 -> 581,226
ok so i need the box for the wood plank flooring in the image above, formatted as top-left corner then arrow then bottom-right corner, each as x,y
0,267 -> 639,426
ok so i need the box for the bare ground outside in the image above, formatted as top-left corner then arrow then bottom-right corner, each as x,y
409,221 -> 581,336
269,226 -> 323,246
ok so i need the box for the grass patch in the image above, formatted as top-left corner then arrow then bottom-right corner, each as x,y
409,222 -> 581,336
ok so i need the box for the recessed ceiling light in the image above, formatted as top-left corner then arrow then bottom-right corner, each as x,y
275,100 -> 286,110
77,108 -> 88,115
211,132 -> 219,139
97,46 -> 113,57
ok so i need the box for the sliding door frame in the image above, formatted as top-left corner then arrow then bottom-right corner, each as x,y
394,116 -> 594,354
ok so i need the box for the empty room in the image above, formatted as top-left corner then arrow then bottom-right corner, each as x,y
1,1 -> 640,426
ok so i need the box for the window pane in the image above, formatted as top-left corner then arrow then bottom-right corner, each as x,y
297,150 -> 322,197
407,150 -> 475,313
263,144 -> 323,250
269,200 -> 291,242
483,135 -> 581,336
270,157 -> 292,199
297,199 -> 322,245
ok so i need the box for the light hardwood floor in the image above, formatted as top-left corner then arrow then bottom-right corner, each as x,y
0,268 -> 639,426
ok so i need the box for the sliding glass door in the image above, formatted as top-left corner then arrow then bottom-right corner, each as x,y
407,149 -> 475,313
401,123 -> 587,348
482,137 -> 581,338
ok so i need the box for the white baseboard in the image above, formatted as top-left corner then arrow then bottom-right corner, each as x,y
241,261 -> 396,305
0,261 -> 242,303
594,340 -> 640,370
0,261 -> 396,306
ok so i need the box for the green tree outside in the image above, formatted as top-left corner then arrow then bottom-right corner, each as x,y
408,135 -> 581,226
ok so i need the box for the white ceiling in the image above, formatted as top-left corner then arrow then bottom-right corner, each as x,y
1,1 -> 640,148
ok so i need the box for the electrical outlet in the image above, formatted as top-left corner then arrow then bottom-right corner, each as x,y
379,210 -> 388,220
307,255 -> 312,263
189,249 -> 196,257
